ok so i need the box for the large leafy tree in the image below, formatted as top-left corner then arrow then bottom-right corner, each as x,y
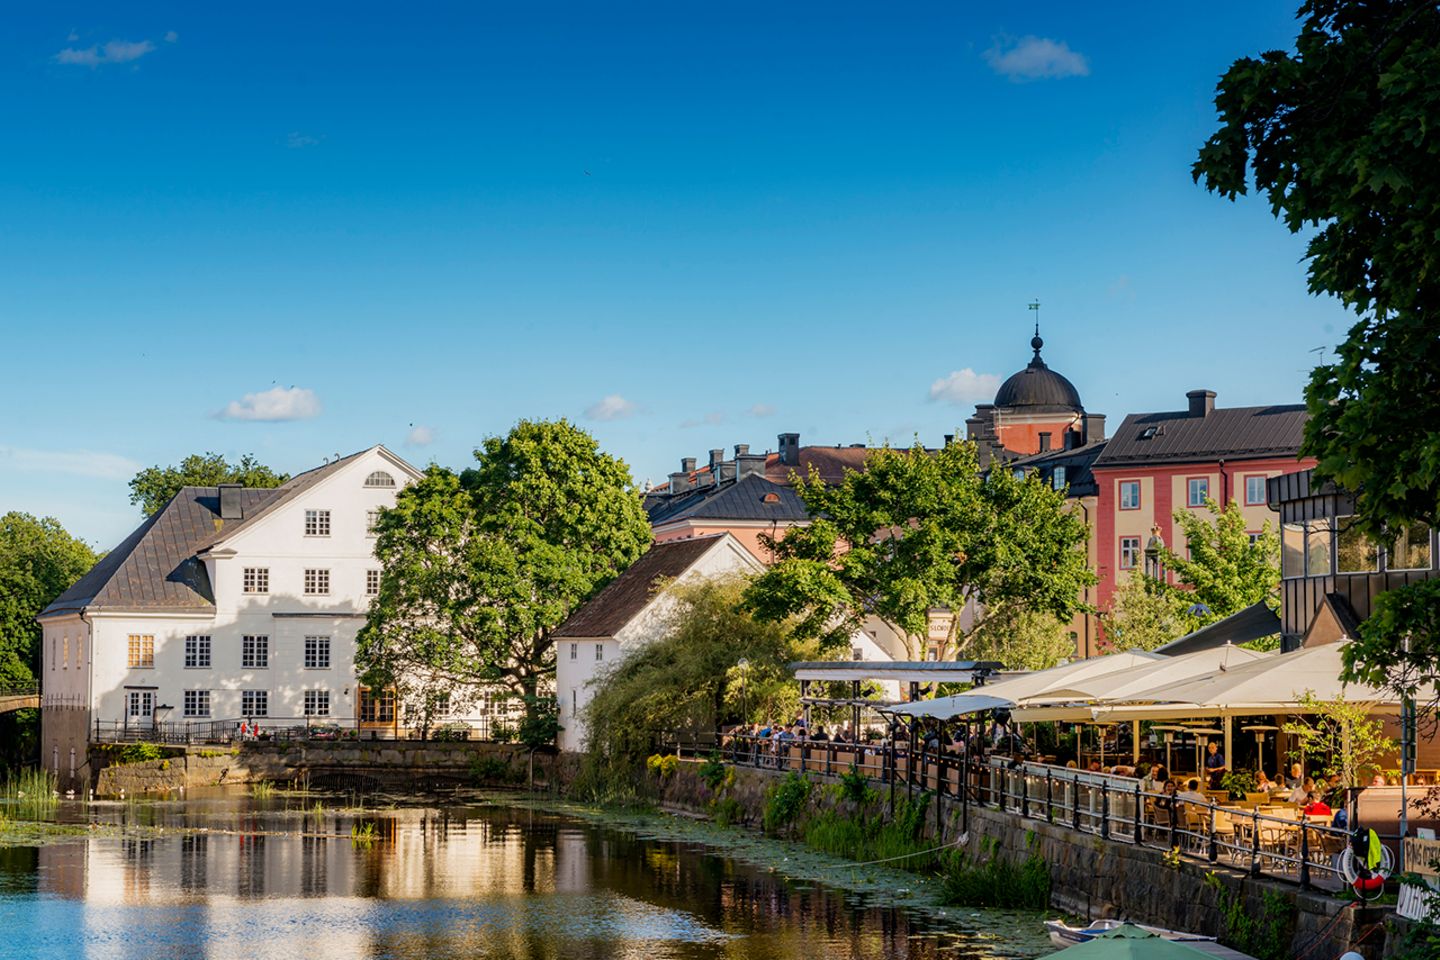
129,452 -> 288,516
0,513 -> 98,770
1100,570 -> 1192,653
356,419 -> 651,719
743,440 -> 1094,661
1161,499 -> 1280,622
1193,0 -> 1440,696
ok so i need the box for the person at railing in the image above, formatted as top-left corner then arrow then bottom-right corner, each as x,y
811,724 -> 830,743
1203,742 -> 1227,790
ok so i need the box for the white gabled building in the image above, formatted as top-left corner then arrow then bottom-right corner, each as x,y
38,445 -> 422,789
552,533 -> 764,753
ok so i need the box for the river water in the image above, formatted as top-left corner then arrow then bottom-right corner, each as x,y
0,792 -> 1049,960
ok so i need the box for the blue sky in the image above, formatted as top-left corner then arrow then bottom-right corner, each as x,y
1,2 -> 1348,548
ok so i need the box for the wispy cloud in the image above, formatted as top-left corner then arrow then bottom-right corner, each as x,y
55,38 -> 159,68
679,411 -> 727,429
584,394 -> 638,422
405,424 -> 435,447
746,403 -> 776,418
287,132 -> 321,149
928,368 -> 1001,405
984,36 -> 1090,82
215,385 -> 322,422
0,446 -> 140,480
164,31 -> 179,44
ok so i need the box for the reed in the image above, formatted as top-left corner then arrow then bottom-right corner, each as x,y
1,768 -> 58,822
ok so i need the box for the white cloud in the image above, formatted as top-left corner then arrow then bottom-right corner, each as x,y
584,394 -> 638,422
984,36 -> 1090,82
0,446 -> 140,480
679,411 -> 727,429
55,38 -> 157,67
405,425 -> 435,447
928,368 -> 1001,405
287,132 -> 320,149
747,403 -> 776,418
215,385 -> 322,422
164,31 -> 179,43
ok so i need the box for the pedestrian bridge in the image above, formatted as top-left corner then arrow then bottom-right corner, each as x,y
0,689 -> 40,714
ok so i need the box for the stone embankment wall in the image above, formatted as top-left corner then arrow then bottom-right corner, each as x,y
92,741 -> 534,796
648,759 -> 1385,960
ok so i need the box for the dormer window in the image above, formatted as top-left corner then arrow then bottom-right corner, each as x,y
1141,426 -> 1158,440
364,471 -> 396,488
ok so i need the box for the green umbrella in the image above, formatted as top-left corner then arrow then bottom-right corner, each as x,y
1042,925 -> 1215,960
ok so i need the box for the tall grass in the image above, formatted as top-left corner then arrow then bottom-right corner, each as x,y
1,768 -> 58,822
802,794 -> 940,869
248,780 -> 275,800
937,835 -> 1051,910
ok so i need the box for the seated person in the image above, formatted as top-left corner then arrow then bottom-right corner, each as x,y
1301,792 -> 1332,817
1288,776 -> 1314,805
1254,770 -> 1274,793
1176,778 -> 1207,804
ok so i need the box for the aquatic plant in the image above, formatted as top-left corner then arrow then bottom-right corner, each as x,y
761,771 -> 812,836
938,834 -> 1050,910
1,768 -> 58,822
248,780 -> 275,800
351,820 -> 377,843
804,794 -> 936,868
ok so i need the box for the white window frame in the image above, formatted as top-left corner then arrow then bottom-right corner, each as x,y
183,689 -> 211,718
242,635 -> 269,669
1244,475 -> 1267,506
1119,536 -> 1141,570
570,642 -> 578,661
184,635 -> 212,669
365,569 -> 381,596
1052,466 -> 1067,491
1187,477 -> 1210,507
242,567 -> 269,594
304,635 -> 331,670
1119,481 -> 1141,511
304,689 -> 330,717
128,634 -> 155,669
128,691 -> 154,718
595,643 -> 604,662
304,568 -> 331,596
304,509 -> 331,537
241,690 -> 269,718
366,509 -> 381,536
364,471 -> 396,488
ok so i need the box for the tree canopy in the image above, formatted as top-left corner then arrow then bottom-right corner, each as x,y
356,419 -> 652,718
0,512 -> 98,687
1193,1 -> 1440,696
129,452 -> 289,516
743,440 -> 1094,660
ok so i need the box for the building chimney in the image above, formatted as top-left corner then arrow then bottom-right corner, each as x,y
218,483 -> 245,521
708,448 -> 724,472
943,434 -> 954,446
1083,413 -> 1106,443
737,453 -> 768,480
778,433 -> 800,467
681,456 -> 697,473
734,443 -> 749,457
1186,390 -> 1216,418
669,472 -> 693,494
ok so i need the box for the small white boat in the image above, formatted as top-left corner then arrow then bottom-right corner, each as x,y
1045,919 -> 1216,948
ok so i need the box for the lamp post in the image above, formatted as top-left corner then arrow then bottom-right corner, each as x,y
736,658 -> 749,726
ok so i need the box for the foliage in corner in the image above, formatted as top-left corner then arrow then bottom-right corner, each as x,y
129,452 -> 288,517
1282,691 -> 1396,788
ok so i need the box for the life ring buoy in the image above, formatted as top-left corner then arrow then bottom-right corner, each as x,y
1339,828 -> 1392,901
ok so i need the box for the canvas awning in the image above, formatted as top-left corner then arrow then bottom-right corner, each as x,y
885,692 -> 1015,719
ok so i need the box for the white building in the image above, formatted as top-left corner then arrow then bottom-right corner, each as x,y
38,445 -> 422,788
552,533 -> 764,752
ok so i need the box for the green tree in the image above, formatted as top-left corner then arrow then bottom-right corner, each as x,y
129,452 -> 288,516
1193,3 -> 1440,698
356,419 -> 651,720
0,513 -> 99,771
0,513 -> 99,687
579,575 -> 813,792
743,440 -> 1094,660
1161,499 -> 1280,622
1283,691 -> 1397,788
967,601 -> 1076,671
1100,569 -> 1192,652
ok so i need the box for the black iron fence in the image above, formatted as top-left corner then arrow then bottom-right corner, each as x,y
683,733 -> 1353,891
93,714 -> 524,746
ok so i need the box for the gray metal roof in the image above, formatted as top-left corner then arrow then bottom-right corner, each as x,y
648,474 -> 811,527
1004,439 -> 1108,497
1095,403 -> 1308,467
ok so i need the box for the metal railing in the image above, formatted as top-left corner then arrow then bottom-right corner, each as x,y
688,733 -> 1352,891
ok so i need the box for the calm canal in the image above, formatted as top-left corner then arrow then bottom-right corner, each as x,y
0,792 -> 1049,959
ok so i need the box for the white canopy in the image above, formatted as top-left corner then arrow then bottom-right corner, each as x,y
883,650 -> 1163,721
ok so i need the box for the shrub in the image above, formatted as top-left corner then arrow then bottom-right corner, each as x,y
939,833 -> 1050,910
469,755 -> 516,785
709,795 -> 744,828
645,753 -> 679,779
697,754 -> 727,792
836,763 -> 877,807
762,771 -> 812,836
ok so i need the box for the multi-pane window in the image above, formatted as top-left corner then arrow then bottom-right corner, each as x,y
595,643 -> 605,662
1336,517 -> 1379,574
127,634 -> 155,669
1187,477 -> 1210,507
303,690 -> 330,717
184,635 -> 212,669
304,509 -> 331,537
304,569 -> 330,595
366,509 -> 381,535
243,567 -> 269,594
1245,476 -> 1267,506
359,688 -> 395,723
1119,481 -> 1140,510
1051,466 -> 1067,491
569,642 -> 578,661
242,635 -> 269,669
1119,537 -> 1141,570
127,691 -> 154,718
183,690 -> 211,718
1305,519 -> 1333,576
304,635 -> 331,669
1248,532 -> 1265,546
241,690 -> 269,717
364,471 -> 396,488
1392,522 -> 1433,571
366,570 -> 381,596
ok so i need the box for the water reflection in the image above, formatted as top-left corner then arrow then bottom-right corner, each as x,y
1,799 -> 1046,960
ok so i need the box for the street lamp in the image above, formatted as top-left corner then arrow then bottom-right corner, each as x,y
736,658 -> 749,725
